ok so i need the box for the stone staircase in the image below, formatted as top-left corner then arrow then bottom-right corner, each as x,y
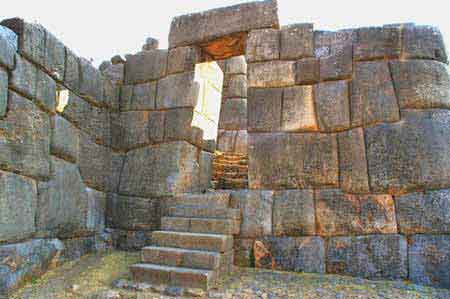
212,152 -> 248,189
130,192 -> 240,290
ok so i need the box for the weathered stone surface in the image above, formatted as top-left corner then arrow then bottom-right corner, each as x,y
0,171 -> 37,242
51,114 -> 80,163
111,111 -> 151,150
143,37 -> 159,51
119,141 -> 200,197
0,25 -> 16,70
111,55 -> 125,65
314,29 -> 355,58
225,74 -> 247,98
225,56 -> 247,75
62,92 -> 110,146
295,57 -> 319,84
390,60 -> 450,109
164,108 -> 195,143
396,189 -> 450,234
230,190 -> 273,238
86,188 -> 106,233
327,235 -> 407,279
337,128 -> 370,193
282,85 -> 317,132
280,23 -> 314,60
315,80 -> 350,132
315,190 -> 397,236
246,29 -> 280,62
78,133 -> 123,193
217,130 -> 248,154
156,72 -> 200,109
101,63 -> 124,85
365,109 -> 450,194
0,238 -> 63,296
233,238 -> 254,267
79,58 -> 103,103
402,24 -> 448,63
101,78 -> 119,110
248,132 -> 338,189
1,19 -> 46,66
351,61 -> 399,127
0,67 -> 7,117
354,26 -> 401,60
124,50 -> 167,84
0,91 -> 50,180
409,235 -> 450,289
248,61 -> 296,88
247,87 -> 282,132
120,81 -> 156,111
11,55 -> 56,113
319,45 -> 352,81
64,48 -> 80,93
199,151 -> 213,191
219,98 -> 247,130
272,190 -> 315,236
258,237 -> 325,273
167,46 -> 201,75
37,157 -> 89,238
106,194 -> 160,231
43,30 -> 66,80
110,229 -> 153,251
168,0 -> 279,48
62,236 -> 95,261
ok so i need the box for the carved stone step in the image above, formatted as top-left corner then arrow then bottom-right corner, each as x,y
163,192 -> 231,209
152,231 -> 233,253
130,263 -> 216,290
167,205 -> 241,220
162,217 -> 240,235
141,246 -> 220,270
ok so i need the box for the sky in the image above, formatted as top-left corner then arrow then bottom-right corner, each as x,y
1,0 -> 449,66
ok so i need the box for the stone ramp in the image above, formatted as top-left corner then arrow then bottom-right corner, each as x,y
130,191 -> 240,290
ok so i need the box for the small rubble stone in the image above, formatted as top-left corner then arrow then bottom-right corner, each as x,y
246,29 -> 280,62
280,23 -> 314,60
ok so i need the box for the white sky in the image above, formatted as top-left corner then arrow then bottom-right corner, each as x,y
1,0 -> 449,66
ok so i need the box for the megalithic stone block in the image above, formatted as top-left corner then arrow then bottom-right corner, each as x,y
246,29 -> 280,63
124,49 -> 167,84
280,23 -> 314,60
0,25 -> 17,70
402,24 -> 448,63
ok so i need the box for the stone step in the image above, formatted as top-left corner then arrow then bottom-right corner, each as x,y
215,178 -> 248,189
162,217 -> 240,235
141,246 -> 220,270
163,192 -> 231,210
152,231 -> 233,253
213,171 -> 248,179
130,263 -> 216,290
213,159 -> 247,165
167,205 -> 241,220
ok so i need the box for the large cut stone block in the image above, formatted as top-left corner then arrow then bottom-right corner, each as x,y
409,235 -> 450,289
248,132 -> 338,189
106,194 -> 160,231
0,239 -> 63,296
219,98 -> 247,130
86,188 -> 106,233
120,81 -> 156,111
101,78 -> 119,109
37,157 -> 89,238
295,57 -> 319,85
156,71 -> 200,109
0,171 -> 37,242
0,67 -> 7,118
168,0 -> 279,48
110,229 -> 152,251
124,50 -> 167,84
233,238 -> 254,267
272,190 -> 315,236
314,29 -> 355,58
225,74 -> 247,98
315,80 -> 350,132
247,87 -> 282,132
337,128 -> 370,193
51,114 -> 80,163
315,189 -> 397,236
396,189 -> 450,234
258,237 -> 325,273
164,108 -> 195,143
79,58 -> 103,104
365,109 -> 450,194
0,91 -> 50,180
217,130 -> 248,154
246,29 -> 280,62
351,61 -> 399,127
62,92 -> 110,146
167,46 -> 201,75
43,30 -> 66,80
390,60 -> 450,109
111,111 -> 151,150
199,151 -> 213,191
248,61 -> 295,88
326,235 -> 407,279
319,45 -> 352,81
0,25 -> 16,70
119,142 -> 200,197
230,190 -> 273,238
225,56 -> 247,75
78,133 -> 123,193
64,48 -> 80,93
101,63 -> 124,85
402,25 -> 448,63
281,85 -> 317,132
354,26 -> 401,60
280,23 -> 314,60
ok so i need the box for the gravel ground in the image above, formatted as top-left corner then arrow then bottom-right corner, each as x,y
11,251 -> 450,299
